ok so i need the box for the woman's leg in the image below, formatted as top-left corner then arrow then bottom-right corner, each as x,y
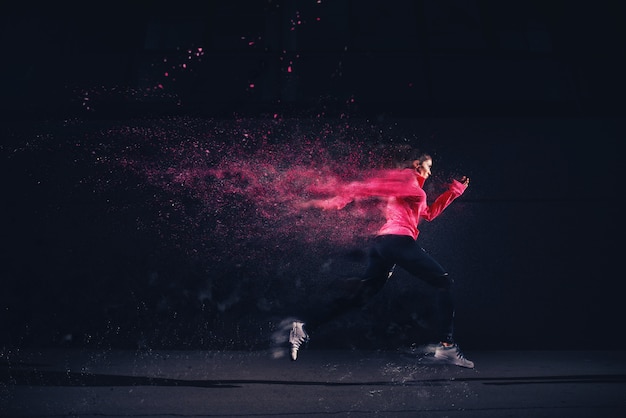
301,239 -> 395,332
374,235 -> 455,344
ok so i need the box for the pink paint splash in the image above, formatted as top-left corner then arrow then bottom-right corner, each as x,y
304,168 -> 422,210
83,117 -> 427,270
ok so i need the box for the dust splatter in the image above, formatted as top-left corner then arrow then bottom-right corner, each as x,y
83,117 -> 417,269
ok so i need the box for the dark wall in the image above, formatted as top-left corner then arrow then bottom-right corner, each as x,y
2,0 -> 624,119
2,116 -> 621,351
1,1 -> 623,351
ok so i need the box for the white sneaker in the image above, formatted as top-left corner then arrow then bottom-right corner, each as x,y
289,321 -> 309,361
434,344 -> 475,368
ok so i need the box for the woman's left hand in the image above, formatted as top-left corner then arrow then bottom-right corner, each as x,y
458,176 -> 470,186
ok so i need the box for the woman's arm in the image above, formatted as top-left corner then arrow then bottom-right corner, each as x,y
421,177 -> 469,221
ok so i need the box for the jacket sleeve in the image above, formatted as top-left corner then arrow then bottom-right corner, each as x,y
306,169 -> 425,210
309,169 -> 423,198
420,179 -> 467,222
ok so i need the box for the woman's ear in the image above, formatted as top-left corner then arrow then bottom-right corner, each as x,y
412,160 -> 420,170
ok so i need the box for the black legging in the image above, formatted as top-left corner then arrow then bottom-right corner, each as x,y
304,234 -> 455,344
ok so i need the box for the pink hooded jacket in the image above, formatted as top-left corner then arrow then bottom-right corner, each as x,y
310,168 -> 467,240
376,170 -> 467,240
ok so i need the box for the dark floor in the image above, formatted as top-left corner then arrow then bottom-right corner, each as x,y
1,347 -> 625,417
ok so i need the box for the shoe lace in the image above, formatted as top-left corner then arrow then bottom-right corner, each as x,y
291,325 -> 307,348
453,347 -> 474,367
453,346 -> 468,359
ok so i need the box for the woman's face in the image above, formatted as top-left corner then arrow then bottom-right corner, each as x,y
414,158 -> 432,179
